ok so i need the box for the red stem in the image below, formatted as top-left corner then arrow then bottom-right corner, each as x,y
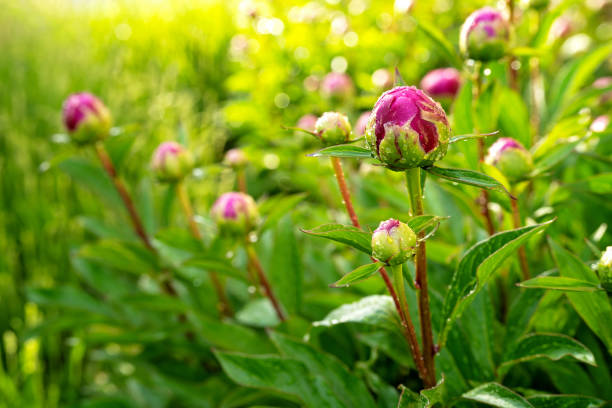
330,157 -> 361,228
511,197 -> 530,280
246,244 -> 286,321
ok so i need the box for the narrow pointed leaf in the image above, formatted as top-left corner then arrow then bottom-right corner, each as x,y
463,383 -> 533,408
302,224 -> 372,254
527,395 -> 605,408
439,221 -> 553,347
398,378 -> 445,408
331,262 -> 382,288
517,276 -> 602,292
424,166 -> 512,196
309,145 -> 373,159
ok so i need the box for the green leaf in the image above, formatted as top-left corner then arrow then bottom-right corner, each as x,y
439,221 -> 553,347
463,383 -> 533,408
498,88 -> 531,148
309,145 -> 373,159
270,332 -> 377,408
527,395 -> 605,408
412,17 -> 462,67
26,286 -> 115,318
259,193 -> 307,232
104,133 -> 135,170
500,333 -> 596,374
302,224 -> 372,254
58,157 -> 122,209
424,166 -> 511,196
406,215 -> 446,234
531,140 -> 581,176
192,313 -> 275,354
236,298 -> 281,328
397,378 -> 445,408
79,240 -> 157,275
214,351 -> 346,408
331,262 -> 382,288
517,276 -> 602,292
549,239 -> 612,354
312,295 -> 400,333
182,257 -> 247,282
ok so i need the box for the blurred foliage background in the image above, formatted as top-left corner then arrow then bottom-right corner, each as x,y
1,0 -> 611,406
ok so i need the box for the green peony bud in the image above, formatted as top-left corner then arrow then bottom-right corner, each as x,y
151,142 -> 195,182
596,246 -> 612,292
314,112 -> 352,146
459,7 -> 509,62
485,138 -> 533,182
371,219 -> 417,266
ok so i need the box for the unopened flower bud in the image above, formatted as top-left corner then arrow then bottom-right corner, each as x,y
315,112 -> 352,146
596,246 -> 612,292
211,192 -> 259,235
224,148 -> 248,168
355,111 -> 372,137
460,7 -> 509,61
371,219 -> 417,266
151,142 -> 194,182
321,72 -> 354,100
365,86 -> 451,170
485,138 -> 533,182
420,68 -> 461,100
62,92 -> 112,145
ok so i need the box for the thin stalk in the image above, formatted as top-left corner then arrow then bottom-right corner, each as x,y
237,168 -> 247,193
329,156 -> 429,384
510,196 -> 530,280
472,67 -> 496,235
330,157 -> 360,228
405,168 -> 436,387
176,181 -> 232,317
245,244 -> 286,321
95,142 -> 154,252
506,0 -> 519,91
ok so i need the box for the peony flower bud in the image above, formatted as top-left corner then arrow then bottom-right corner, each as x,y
420,68 -> 462,100
355,111 -> 371,137
596,246 -> 612,292
321,72 -> 354,100
371,219 -> 417,266
459,7 -> 509,61
315,112 -> 352,146
485,138 -> 533,182
151,141 -> 194,182
224,148 -> 248,168
62,92 -> 112,145
211,192 -> 259,235
364,86 -> 451,170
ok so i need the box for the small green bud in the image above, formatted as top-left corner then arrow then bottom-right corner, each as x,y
596,246 -> 612,292
151,142 -> 195,182
485,138 -> 533,182
314,112 -> 352,146
371,219 -> 417,266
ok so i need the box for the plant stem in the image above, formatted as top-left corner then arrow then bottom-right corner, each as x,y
510,196 -> 530,280
330,157 -> 360,228
237,168 -> 247,193
95,142 -> 154,252
245,243 -> 286,322
506,0 -> 519,91
472,67 -> 496,235
405,168 -> 436,387
328,156 -> 429,384
176,181 -> 232,317
390,264 -> 430,385
94,143 -> 182,303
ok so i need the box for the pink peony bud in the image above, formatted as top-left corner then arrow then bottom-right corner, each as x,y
224,148 -> 248,168
590,115 -> 610,133
459,7 -> 509,61
365,86 -> 451,170
151,141 -> 194,182
211,192 -> 259,235
485,137 -> 533,182
420,68 -> 462,100
62,92 -> 112,144
315,112 -> 352,146
355,111 -> 372,137
371,219 -> 417,266
321,72 -> 354,100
